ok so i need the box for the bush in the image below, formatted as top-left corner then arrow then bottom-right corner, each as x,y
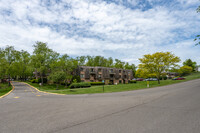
159,76 -> 167,80
90,82 -> 105,85
71,76 -> 81,83
60,81 -> 71,86
38,78 -> 47,83
30,79 -> 38,83
69,82 -> 91,89
130,80 -> 137,83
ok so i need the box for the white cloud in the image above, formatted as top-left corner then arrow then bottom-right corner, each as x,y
0,0 -> 200,65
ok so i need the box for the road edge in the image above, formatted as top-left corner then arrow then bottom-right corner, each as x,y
23,82 -> 66,96
0,82 -> 15,98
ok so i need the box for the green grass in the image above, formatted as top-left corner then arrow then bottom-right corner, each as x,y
26,72 -> 200,95
0,83 -> 12,97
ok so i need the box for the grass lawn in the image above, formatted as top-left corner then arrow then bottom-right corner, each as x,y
0,83 -> 12,97
26,72 -> 200,95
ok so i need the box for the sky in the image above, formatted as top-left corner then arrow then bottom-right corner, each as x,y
0,0 -> 200,65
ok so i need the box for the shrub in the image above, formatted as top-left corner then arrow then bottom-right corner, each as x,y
90,82 -> 105,85
130,80 -> 137,83
69,82 -> 91,89
71,76 -> 81,83
38,78 -> 47,83
159,76 -> 167,80
30,79 -> 38,83
179,65 -> 193,76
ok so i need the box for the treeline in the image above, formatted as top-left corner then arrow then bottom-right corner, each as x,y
0,41 -> 136,85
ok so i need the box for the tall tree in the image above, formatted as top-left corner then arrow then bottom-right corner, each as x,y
183,59 -> 197,71
0,48 -> 8,83
32,41 -> 59,85
124,62 -> 137,77
139,52 -> 180,84
114,59 -> 125,69
195,6 -> 200,45
3,46 -> 17,86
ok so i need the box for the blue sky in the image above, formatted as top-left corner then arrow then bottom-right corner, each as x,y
0,0 -> 200,65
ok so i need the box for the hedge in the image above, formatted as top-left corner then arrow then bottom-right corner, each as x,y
159,76 -> 167,80
129,80 -> 137,83
29,79 -> 38,83
69,82 -> 91,89
38,78 -> 48,83
90,82 -> 105,85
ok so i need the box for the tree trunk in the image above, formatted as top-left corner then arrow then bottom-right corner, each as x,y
41,75 -> 44,85
56,83 -> 59,90
157,74 -> 160,84
8,74 -> 11,86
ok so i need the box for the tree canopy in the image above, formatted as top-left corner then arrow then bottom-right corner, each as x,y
183,59 -> 197,71
0,42 -> 136,85
195,6 -> 200,45
139,52 -> 181,84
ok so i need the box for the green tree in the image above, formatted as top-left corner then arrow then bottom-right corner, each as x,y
0,48 -> 8,83
135,68 -> 150,78
50,54 -> 78,85
114,59 -> 125,69
179,65 -> 193,76
139,52 -> 180,84
124,62 -> 137,77
183,59 -> 197,71
48,71 -> 66,89
3,46 -> 18,86
195,6 -> 200,45
32,41 -> 59,85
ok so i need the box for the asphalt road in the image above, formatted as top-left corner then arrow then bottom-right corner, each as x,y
0,80 -> 200,133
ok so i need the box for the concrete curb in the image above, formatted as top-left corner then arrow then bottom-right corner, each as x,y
0,82 -> 15,98
23,82 -> 66,96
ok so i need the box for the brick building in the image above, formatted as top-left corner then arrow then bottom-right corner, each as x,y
74,66 -> 133,84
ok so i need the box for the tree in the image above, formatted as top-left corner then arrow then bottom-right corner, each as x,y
48,71 -> 66,89
183,59 -> 197,71
139,52 -> 180,84
50,54 -> 78,85
0,48 -> 8,83
3,46 -> 17,86
32,41 -> 59,85
114,59 -> 125,69
195,6 -> 200,45
124,62 -> 137,77
179,65 -> 193,76
135,68 -> 150,78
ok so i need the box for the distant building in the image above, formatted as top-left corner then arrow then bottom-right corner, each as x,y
166,72 -> 179,79
74,66 -> 133,84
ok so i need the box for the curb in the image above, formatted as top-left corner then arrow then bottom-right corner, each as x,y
23,82 -> 66,96
0,82 -> 15,98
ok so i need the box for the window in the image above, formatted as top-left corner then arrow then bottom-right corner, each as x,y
98,74 -> 102,78
119,75 -> 121,78
128,71 -> 130,74
98,68 -> 101,72
119,80 -> 122,83
110,69 -> 113,73
119,70 -> 121,73
90,68 -> 94,72
90,80 -> 94,82
80,68 -> 84,71
80,74 -> 85,78
110,75 -> 114,78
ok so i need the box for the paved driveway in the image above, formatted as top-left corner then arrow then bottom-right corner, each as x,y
0,80 -> 200,133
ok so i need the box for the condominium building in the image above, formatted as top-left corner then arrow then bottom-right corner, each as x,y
74,66 -> 133,84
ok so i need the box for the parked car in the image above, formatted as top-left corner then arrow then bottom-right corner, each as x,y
136,78 -> 144,81
172,77 -> 185,80
145,78 -> 158,81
